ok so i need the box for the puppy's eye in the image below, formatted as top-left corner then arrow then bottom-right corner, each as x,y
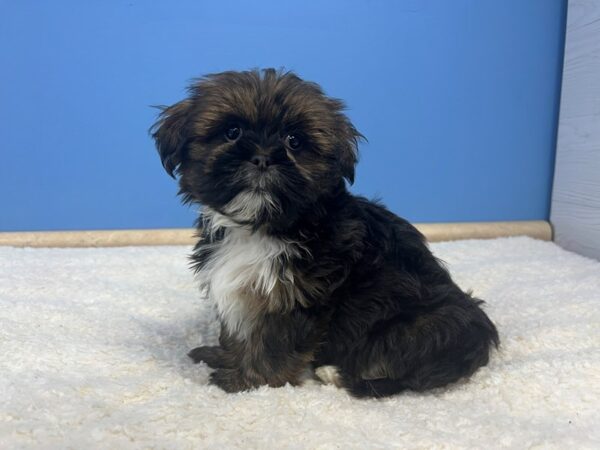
286,134 -> 301,150
225,126 -> 242,142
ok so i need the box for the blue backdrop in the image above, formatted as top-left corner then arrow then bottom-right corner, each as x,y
0,0 -> 567,231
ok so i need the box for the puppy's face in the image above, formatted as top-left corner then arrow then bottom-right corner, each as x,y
152,69 -> 361,228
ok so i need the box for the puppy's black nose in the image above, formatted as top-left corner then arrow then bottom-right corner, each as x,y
251,155 -> 271,170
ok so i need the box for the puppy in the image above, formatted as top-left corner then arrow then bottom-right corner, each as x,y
151,69 -> 499,397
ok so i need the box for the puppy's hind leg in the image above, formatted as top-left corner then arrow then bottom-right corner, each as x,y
343,293 -> 499,398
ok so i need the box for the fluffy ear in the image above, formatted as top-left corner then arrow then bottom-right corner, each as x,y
150,99 -> 193,178
338,119 -> 363,185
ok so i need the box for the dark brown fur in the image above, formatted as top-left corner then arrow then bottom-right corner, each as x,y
151,69 -> 499,397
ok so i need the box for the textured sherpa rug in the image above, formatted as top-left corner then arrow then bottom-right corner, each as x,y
1,237 -> 599,449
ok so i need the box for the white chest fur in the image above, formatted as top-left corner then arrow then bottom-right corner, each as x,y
197,222 -> 300,340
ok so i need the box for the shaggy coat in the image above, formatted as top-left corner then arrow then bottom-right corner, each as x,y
151,69 -> 499,397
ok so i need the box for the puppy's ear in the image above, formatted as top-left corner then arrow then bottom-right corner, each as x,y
150,99 -> 193,178
337,119 -> 362,185
326,96 -> 363,185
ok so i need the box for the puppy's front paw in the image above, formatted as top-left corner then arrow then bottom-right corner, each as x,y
188,346 -> 227,368
209,368 -> 253,393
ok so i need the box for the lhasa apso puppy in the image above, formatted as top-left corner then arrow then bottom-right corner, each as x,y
151,69 -> 498,397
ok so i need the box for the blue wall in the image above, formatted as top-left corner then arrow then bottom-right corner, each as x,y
0,0 -> 566,231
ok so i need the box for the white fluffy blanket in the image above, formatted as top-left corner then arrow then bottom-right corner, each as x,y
1,237 -> 599,449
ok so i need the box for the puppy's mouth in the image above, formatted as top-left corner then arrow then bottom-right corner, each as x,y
253,172 -> 276,191
240,165 -> 280,191
221,189 -> 281,225
214,164 -> 287,226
